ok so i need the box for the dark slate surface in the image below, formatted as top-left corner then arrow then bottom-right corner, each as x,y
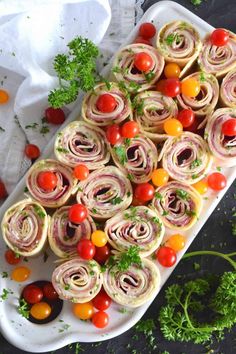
1,1 -> 236,353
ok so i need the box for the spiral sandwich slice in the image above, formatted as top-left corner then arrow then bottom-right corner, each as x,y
220,69 -> 236,108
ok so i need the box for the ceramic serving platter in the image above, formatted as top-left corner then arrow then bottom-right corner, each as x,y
0,1 -> 235,352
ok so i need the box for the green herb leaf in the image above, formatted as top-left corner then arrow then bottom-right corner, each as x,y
165,33 -> 180,45
0,288 -> 13,300
154,192 -> 163,200
18,298 -> 30,318
144,71 -> 155,82
199,72 -> 205,82
116,246 -> 142,272
34,205 -> 46,218
56,147 -> 69,153
111,196 -> 123,205
190,159 -> 202,169
113,145 -> 127,165
176,189 -> 189,200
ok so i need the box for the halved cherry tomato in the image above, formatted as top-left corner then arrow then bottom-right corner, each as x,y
25,144 -> 40,160
207,172 -> 226,191
92,289 -> 111,311
156,246 -> 176,267
45,107 -> 65,125
92,311 -> 109,328
91,230 -> 107,247
181,78 -> 200,98
156,79 -> 166,94
23,285 -> 43,304
37,171 -> 57,191
0,89 -> 9,104
5,249 -> 21,265
164,78 -> 181,97
164,63 -> 181,78
193,179 -> 208,195
0,181 -> 7,199
221,119 -> 236,136
177,109 -> 195,128
165,234 -> 185,252
43,282 -> 58,300
94,245 -> 110,264
134,183 -> 154,202
134,52 -> 153,72
73,302 -> 94,320
133,37 -> 152,46
151,168 -> 169,187
77,239 -> 95,260
30,302 -> 51,320
96,94 -> 116,113
121,121 -> 139,138
210,29 -> 229,47
164,118 -> 183,136
11,266 -> 31,282
73,164 -> 89,180
106,124 -> 121,145
68,204 -> 88,224
139,22 -> 156,39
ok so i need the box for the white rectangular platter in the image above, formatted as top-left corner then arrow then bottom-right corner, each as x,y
0,1 -> 235,352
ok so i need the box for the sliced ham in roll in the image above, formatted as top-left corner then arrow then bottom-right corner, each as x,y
220,69 -> 236,108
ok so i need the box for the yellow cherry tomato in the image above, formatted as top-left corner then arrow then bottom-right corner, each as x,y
165,234 -> 186,252
0,89 -> 9,104
164,63 -> 181,78
151,168 -> 169,187
164,118 -> 183,136
181,78 -> 201,97
73,302 -> 94,320
30,302 -> 51,320
11,266 -> 31,282
91,230 -> 108,247
193,179 -> 208,195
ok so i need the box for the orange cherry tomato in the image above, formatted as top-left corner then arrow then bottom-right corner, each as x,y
30,302 -> 51,320
164,118 -> 183,136
164,63 -> 181,78
11,266 -> 30,282
73,302 -> 94,320
181,78 -> 201,98
37,171 -> 57,191
165,234 -> 185,252
92,311 -> 109,328
91,230 -> 107,247
0,89 -> 9,104
193,180 -> 208,195
25,144 -> 40,160
73,164 -> 89,180
5,249 -> 21,265
151,168 -> 169,187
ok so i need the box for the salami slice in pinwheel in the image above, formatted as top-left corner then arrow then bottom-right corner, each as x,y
220,69 -> 236,108
177,72 -> 219,117
110,136 -> 158,184
151,181 -> 202,231
54,121 -> 110,169
103,257 -> 160,307
76,166 -> 133,219
104,206 -> 164,257
1,199 -> 48,257
81,82 -> 132,126
112,44 -> 164,92
205,108 -> 236,167
133,91 -> 178,141
160,132 -> 212,184
26,159 -> 77,208
198,30 -> 236,78
48,206 -> 96,258
52,258 -> 102,303
156,21 -> 202,77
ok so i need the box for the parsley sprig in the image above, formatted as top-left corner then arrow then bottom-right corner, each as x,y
18,298 -> 30,318
112,246 -> 142,272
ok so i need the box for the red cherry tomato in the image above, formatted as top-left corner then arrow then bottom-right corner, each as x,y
131,196 -> 147,206
207,172 -> 227,191
25,144 -> 40,160
23,285 -> 43,304
96,94 -> 116,113
138,22 -> 156,39
94,245 -> 111,264
164,78 -> 181,97
134,52 -> 153,72
45,107 -> 65,125
134,183 -> 155,202
43,282 -> 59,300
37,171 -> 57,191
121,121 -> 139,138
177,109 -> 195,128
92,311 -> 109,329
0,181 -> 7,199
68,204 -> 88,224
5,249 -> 21,265
106,124 -> 121,145
133,37 -> 152,46
210,29 -> 229,47
156,79 -> 166,94
77,239 -> 95,260
156,246 -> 177,267
221,119 -> 236,136
92,289 -> 112,311
73,164 -> 89,180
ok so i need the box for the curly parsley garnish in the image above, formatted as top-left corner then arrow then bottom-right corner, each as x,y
18,298 -> 30,318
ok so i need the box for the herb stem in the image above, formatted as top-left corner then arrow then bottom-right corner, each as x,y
183,251 -> 236,270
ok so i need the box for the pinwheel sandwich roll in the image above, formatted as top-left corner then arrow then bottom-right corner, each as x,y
205,108 -> 236,167
133,91 -> 178,141
110,135 -> 158,183
151,181 -> 202,231
112,44 -> 164,93
103,257 -> 161,308
105,206 -> 164,257
81,82 -> 132,126
54,121 -> 110,169
1,199 -> 48,257
26,159 -> 77,208
48,206 -> 96,258
156,21 -> 202,77
76,166 -> 133,219
160,132 -> 212,184
52,258 -> 102,303
220,69 -> 236,108
198,30 -> 236,78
